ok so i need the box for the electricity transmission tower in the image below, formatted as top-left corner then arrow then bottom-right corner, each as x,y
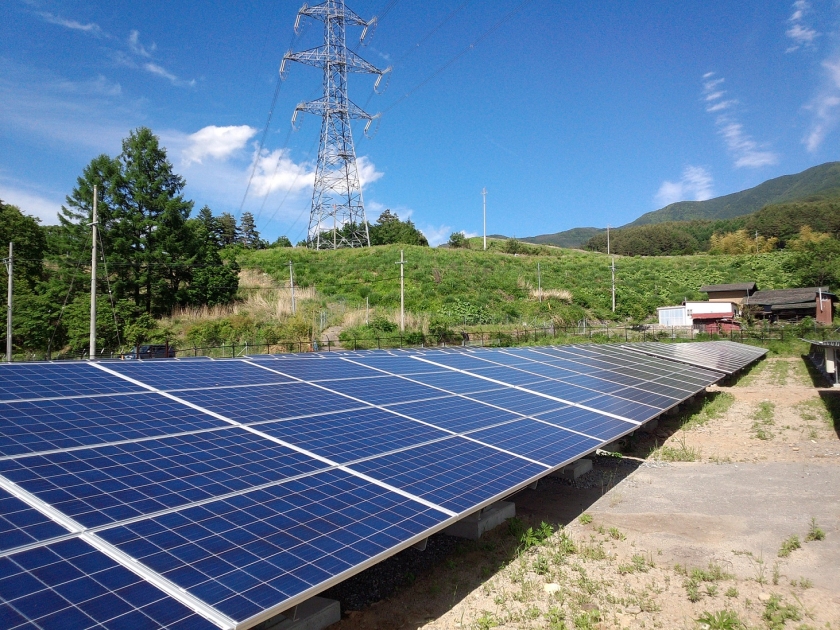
282,0 -> 389,249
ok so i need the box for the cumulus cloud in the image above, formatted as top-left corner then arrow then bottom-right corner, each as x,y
249,148 -> 315,198
182,125 -> 257,165
703,73 -> 779,168
786,0 -> 819,52
804,55 -> 840,151
0,184 -> 63,225
655,166 -> 715,207
38,12 -> 104,37
356,155 -> 384,189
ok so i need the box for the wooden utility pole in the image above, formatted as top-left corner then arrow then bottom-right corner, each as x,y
608,224 -> 615,313
5,242 -> 11,362
89,186 -> 98,359
537,262 -> 542,302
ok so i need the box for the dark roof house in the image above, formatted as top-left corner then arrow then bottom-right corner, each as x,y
748,287 -> 835,323
699,282 -> 757,307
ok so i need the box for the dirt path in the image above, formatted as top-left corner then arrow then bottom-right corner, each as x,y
327,355 -> 840,630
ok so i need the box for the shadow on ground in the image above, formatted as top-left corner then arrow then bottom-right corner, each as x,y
325,454 -> 642,620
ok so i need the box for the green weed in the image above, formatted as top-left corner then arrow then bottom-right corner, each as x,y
763,594 -> 801,629
578,513 -> 593,525
696,609 -> 745,629
751,401 -> 776,440
805,517 -> 825,542
778,534 -> 801,557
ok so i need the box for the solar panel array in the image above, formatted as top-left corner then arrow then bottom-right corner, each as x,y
0,341 -> 765,629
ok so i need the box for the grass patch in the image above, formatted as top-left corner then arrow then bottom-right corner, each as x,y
769,360 -> 791,386
519,522 -> 554,551
763,594 -> 801,629
778,534 -> 801,558
649,433 -> 699,462
680,392 -> 736,430
696,609 -> 745,629
805,517 -> 825,542
578,513 -> 592,525
751,401 -> 776,440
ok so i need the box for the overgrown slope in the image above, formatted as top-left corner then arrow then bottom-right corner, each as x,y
237,244 -> 795,324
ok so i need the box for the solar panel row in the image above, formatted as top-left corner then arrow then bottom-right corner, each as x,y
0,341 -> 766,629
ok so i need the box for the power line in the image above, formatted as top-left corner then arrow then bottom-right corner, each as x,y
381,0 -> 534,115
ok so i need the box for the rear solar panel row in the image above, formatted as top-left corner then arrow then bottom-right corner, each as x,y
0,341 -> 765,628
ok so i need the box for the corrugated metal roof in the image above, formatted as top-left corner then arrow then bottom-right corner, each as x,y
749,287 -> 833,306
699,282 -> 756,293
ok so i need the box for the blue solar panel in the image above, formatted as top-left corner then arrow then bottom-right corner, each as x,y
256,408 -> 450,463
0,488 -> 69,554
106,360 -> 295,391
346,437 -> 547,513
0,363 -> 144,402
98,469 -> 448,623
175,382 -> 361,424
386,396 -> 521,433
0,537 -> 216,629
468,419 -> 601,467
0,429 -> 329,528
400,371 -> 505,395
535,406 -> 638,440
0,341 -> 767,628
0,394 -> 227,457
314,376 -> 443,405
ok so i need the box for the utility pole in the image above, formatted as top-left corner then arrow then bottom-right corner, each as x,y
755,230 -> 759,255
396,250 -> 405,331
537,262 -> 542,302
5,242 -> 11,362
289,260 -> 296,315
608,224 -> 615,313
365,295 -> 369,325
283,0 -> 389,249
482,187 -> 487,251
89,186 -> 98,360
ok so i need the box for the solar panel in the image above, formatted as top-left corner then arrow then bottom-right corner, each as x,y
0,341 -> 764,628
623,340 -> 767,373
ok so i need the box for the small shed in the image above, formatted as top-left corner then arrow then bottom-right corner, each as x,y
699,282 -> 757,307
657,306 -> 690,327
805,339 -> 840,386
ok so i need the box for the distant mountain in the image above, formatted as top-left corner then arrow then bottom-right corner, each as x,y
626,161 -> 840,226
520,227 -> 603,248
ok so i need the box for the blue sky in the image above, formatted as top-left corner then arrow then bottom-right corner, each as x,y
2,0 -> 839,245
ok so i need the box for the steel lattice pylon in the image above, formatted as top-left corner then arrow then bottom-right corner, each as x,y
282,0 -> 388,249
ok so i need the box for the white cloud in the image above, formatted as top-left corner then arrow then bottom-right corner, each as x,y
182,125 -> 257,165
248,148 -> 315,198
356,155 -> 384,188
143,62 -> 176,82
786,1 -> 819,52
655,166 -> 715,207
128,30 -> 155,57
804,55 -> 840,151
702,73 -> 779,168
420,224 -> 453,247
0,185 -> 63,225
38,12 -> 104,37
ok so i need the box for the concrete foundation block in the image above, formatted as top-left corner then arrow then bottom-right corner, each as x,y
258,597 -> 340,630
443,501 -> 515,540
550,458 -> 593,480
640,418 -> 659,433
599,440 -> 620,453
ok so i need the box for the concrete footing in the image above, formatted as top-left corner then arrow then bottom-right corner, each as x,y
599,440 -> 620,453
640,418 -> 659,433
550,458 -> 593,480
258,597 -> 340,630
443,501 -> 515,540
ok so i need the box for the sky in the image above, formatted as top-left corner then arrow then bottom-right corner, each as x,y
2,0 -> 840,246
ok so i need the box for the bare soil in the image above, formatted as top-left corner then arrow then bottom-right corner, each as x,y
327,355 -> 840,630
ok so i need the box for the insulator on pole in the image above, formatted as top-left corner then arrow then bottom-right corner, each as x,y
374,67 -> 392,94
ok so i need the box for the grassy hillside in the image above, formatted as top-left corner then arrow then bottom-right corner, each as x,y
235,243 -> 795,327
520,227 -> 603,248
626,162 -> 840,226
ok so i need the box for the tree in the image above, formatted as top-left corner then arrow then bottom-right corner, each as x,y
217,213 -> 239,246
369,210 -> 429,246
784,237 -> 840,287
239,212 -> 264,249
269,235 -> 293,248
448,231 -> 468,249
